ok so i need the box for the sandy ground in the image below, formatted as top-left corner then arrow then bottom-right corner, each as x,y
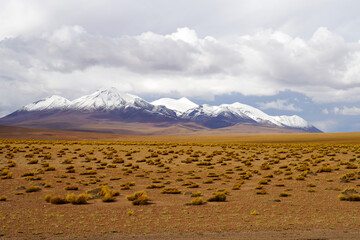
26,229 -> 360,240
1,133 -> 360,239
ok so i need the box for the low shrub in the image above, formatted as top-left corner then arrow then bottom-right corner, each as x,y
338,188 -> 360,201
27,159 -> 38,164
65,186 -> 79,191
256,189 -> 267,195
45,193 -> 90,204
295,175 -> 305,180
102,192 -> 115,202
207,192 -> 226,202
120,182 -> 135,190
86,186 -> 119,202
317,165 -> 333,173
160,188 -> 181,194
188,197 -> 205,205
250,210 -> 259,215
44,194 -> 52,203
21,172 -> 35,177
340,172 -> 357,182
49,195 -> 68,204
100,186 -> 119,202
25,186 -> 41,193
191,191 -> 202,197
279,192 -> 291,197
127,191 -> 150,205
66,193 -> 91,204
146,184 -> 164,189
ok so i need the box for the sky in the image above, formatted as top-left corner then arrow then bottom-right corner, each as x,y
1,0 -> 360,132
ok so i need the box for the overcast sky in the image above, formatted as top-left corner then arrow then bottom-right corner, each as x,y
1,0 -> 360,132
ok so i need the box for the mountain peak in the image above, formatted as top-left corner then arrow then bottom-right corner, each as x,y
22,95 -> 71,111
70,87 -> 142,111
151,97 -> 198,115
273,115 -> 311,129
95,87 -> 139,101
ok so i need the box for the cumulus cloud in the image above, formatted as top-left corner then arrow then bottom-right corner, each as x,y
312,120 -> 338,132
333,106 -> 360,115
258,99 -> 302,112
0,1 -> 46,40
2,25 -> 360,103
2,1 -> 360,41
3,25 -> 360,118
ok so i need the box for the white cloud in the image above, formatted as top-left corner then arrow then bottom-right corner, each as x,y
2,1 -> 360,41
0,1 -> 49,40
312,120 -> 338,132
258,99 -> 302,112
322,108 -> 329,115
333,106 -> 360,115
2,26 -> 360,115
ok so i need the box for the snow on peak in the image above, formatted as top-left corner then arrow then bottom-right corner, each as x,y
272,115 -> 311,128
222,102 -> 312,128
22,95 -> 71,111
69,87 -> 142,111
223,102 -> 283,126
183,101 -> 313,129
151,97 -> 198,115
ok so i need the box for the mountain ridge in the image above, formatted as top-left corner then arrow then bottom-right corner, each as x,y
0,87 -> 322,133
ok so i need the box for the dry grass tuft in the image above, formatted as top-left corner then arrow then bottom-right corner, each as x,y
46,195 -> 68,204
25,186 -> 41,193
191,191 -> 202,197
160,188 -> 181,194
188,197 -> 205,205
66,193 -> 91,204
250,210 -> 259,215
279,192 -> 291,197
127,191 -> 151,205
65,186 -> 79,191
338,188 -> 360,201
207,191 -> 227,202
0,196 -> 7,201
86,186 -> 119,202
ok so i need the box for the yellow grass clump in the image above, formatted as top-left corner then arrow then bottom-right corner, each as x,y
338,188 -> 360,201
127,191 -> 151,205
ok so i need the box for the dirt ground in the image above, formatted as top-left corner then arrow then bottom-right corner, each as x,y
1,136 -> 360,239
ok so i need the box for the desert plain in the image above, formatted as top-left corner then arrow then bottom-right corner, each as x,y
1,126 -> 360,239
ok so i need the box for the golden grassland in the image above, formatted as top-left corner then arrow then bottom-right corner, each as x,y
1,133 -> 360,239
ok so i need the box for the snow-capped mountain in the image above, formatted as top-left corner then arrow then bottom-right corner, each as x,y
181,104 -> 256,128
22,95 -> 71,111
223,102 -> 283,126
69,88 -> 143,111
151,97 -> 198,116
273,115 -> 312,129
2,87 -> 178,125
181,102 -> 317,131
66,88 -> 178,121
0,87 -> 321,133
21,88 -> 152,112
